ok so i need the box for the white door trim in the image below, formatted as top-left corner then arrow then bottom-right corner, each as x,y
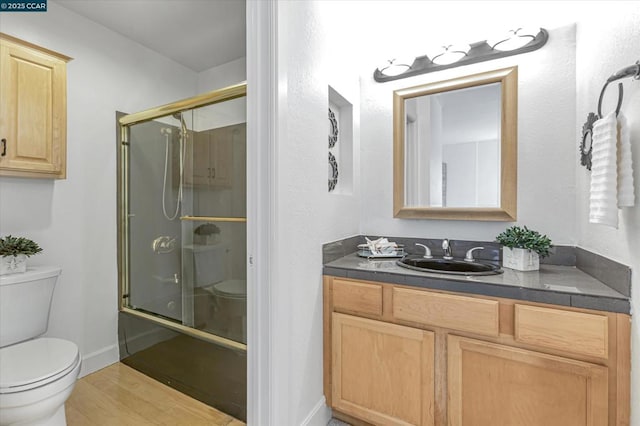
246,0 -> 277,424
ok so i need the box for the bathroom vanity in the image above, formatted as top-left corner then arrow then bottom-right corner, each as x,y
323,252 -> 631,426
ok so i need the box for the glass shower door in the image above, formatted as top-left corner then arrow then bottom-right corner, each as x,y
119,83 -> 247,348
181,97 -> 247,344
126,115 -> 184,322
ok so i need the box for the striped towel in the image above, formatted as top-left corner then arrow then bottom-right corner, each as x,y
617,113 -> 635,207
589,112 -> 618,227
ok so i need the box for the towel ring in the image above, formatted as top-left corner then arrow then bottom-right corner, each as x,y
597,81 -> 623,118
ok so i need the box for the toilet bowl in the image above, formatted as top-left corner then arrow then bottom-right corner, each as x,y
0,267 -> 81,426
207,279 -> 247,344
0,338 -> 81,426
211,278 -> 246,300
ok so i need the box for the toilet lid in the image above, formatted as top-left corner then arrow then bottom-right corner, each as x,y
212,279 -> 246,298
0,338 -> 80,393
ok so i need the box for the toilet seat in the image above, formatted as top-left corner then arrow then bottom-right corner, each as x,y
0,338 -> 80,394
211,279 -> 246,299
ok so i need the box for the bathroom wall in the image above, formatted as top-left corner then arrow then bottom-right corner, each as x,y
269,2 -> 361,424
358,22 -> 577,243
574,5 -> 640,424
197,57 -> 246,93
0,3 -> 198,376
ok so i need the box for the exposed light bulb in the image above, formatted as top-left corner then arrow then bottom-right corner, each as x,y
427,44 -> 470,65
378,58 -> 413,76
489,27 -> 540,51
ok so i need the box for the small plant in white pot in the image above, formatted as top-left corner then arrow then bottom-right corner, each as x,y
495,226 -> 552,272
0,235 -> 43,275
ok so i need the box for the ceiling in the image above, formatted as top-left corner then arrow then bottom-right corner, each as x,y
55,0 -> 246,72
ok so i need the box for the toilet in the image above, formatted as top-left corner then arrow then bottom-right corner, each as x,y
210,279 -> 247,344
187,243 -> 247,343
0,267 -> 81,426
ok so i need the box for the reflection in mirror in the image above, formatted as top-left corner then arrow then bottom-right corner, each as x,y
404,83 -> 501,208
394,67 -> 517,221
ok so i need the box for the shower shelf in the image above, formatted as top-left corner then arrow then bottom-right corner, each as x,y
180,216 -> 247,223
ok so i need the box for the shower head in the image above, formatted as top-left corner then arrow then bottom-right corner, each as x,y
172,112 -> 188,139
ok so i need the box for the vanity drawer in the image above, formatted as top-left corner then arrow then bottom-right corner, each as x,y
392,288 -> 499,336
515,304 -> 609,358
333,279 -> 383,317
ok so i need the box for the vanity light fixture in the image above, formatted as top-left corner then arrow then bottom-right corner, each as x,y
374,28 -> 548,82
427,44 -> 471,65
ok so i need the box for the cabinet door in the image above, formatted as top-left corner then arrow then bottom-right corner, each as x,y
332,312 -> 435,426
184,130 -> 210,187
208,125 -> 236,188
448,335 -> 608,426
0,38 -> 68,178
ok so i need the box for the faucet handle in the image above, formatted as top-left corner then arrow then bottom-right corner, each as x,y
415,243 -> 433,259
442,239 -> 453,260
464,247 -> 485,262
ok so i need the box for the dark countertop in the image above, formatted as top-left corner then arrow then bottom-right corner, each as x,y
323,253 -> 630,313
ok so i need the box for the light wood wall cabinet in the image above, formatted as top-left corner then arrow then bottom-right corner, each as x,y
184,124 -> 243,189
0,33 -> 71,179
323,276 -> 630,426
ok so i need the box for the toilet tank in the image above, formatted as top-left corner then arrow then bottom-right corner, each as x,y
0,266 -> 61,348
187,243 -> 229,287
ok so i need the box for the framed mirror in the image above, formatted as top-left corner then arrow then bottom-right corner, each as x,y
393,66 -> 518,221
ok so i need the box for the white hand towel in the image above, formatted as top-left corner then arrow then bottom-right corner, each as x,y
589,112 -> 618,228
617,113 -> 635,207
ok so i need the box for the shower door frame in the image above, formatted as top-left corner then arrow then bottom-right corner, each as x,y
117,82 -> 247,352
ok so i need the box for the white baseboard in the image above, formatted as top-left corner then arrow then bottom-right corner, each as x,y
301,397 -> 332,426
79,344 -> 119,378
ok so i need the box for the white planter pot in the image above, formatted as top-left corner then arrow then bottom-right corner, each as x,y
502,247 -> 539,271
0,254 -> 27,275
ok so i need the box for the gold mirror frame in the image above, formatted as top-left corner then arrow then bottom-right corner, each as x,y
393,66 -> 518,221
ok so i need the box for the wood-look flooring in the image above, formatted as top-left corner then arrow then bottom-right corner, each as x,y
66,363 -> 245,426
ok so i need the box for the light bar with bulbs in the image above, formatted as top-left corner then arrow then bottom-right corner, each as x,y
374,28 -> 548,83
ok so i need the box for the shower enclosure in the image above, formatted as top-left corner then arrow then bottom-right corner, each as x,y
117,83 -> 247,420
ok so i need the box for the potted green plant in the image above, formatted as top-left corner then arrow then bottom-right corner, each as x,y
0,235 -> 43,275
495,226 -> 552,271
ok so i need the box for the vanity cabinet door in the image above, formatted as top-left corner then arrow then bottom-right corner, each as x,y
447,335 -> 608,426
332,312 -> 435,426
0,35 -> 70,179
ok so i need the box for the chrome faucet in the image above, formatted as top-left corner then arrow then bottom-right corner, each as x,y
442,239 -> 453,260
415,243 -> 433,259
464,247 -> 485,262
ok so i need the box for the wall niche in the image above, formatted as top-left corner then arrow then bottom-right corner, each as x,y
328,86 -> 353,194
